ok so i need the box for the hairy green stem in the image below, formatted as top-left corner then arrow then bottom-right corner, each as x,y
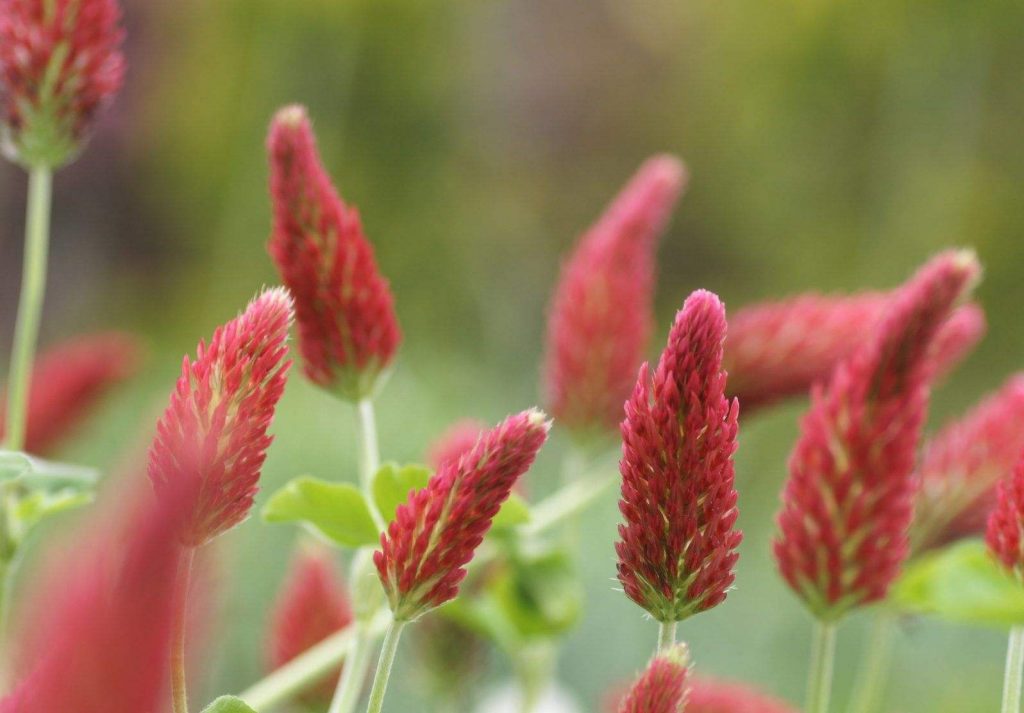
658,621 -> 677,652
5,166 -> 53,452
328,622 -> 377,713
806,621 -> 838,713
1002,626 -> 1024,713
172,548 -> 196,713
364,619 -> 405,713
242,627 -> 355,710
846,613 -> 895,713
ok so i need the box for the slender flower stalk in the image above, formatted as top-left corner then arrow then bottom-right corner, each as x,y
364,620 -> 406,713
543,156 -> 687,439
773,251 -> 980,622
375,409 -> 550,621
0,0 -> 125,167
617,643 -> 689,713
845,612 -> 896,713
171,548 -> 196,713
616,290 -> 742,624
1003,627 -> 1024,713
268,546 -> 354,706
267,105 -> 400,402
806,622 -> 836,713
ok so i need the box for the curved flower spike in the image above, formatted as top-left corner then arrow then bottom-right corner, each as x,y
543,155 -> 687,439
987,451 -> 1024,576
618,643 -> 689,713
914,374 -> 1024,555
616,290 -> 742,622
773,250 -> 980,621
0,0 -> 125,166
375,409 -> 549,621
148,287 -> 294,547
267,105 -> 400,401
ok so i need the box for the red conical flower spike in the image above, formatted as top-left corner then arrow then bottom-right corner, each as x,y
2,480 -> 188,713
375,409 -> 550,621
543,156 -> 687,438
773,251 -> 980,620
0,332 -> 141,455
725,293 -> 983,412
267,105 -> 400,401
426,419 -> 486,472
618,643 -> 689,713
987,451 -> 1024,576
267,545 -> 353,704
616,290 -> 742,622
685,677 -> 799,713
0,0 -> 125,166
148,288 -> 293,548
914,374 -> 1024,555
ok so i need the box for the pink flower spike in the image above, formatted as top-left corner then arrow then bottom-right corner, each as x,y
267,545 -> 353,705
616,290 -> 742,622
987,451 -> 1024,576
0,0 -> 125,166
773,250 -> 981,621
0,332 -> 142,455
929,302 -> 986,382
543,155 -> 687,438
375,409 -> 550,621
685,677 -> 799,713
2,480 -> 188,713
148,287 -> 294,548
914,374 -> 1024,555
426,419 -> 486,472
618,643 -> 690,713
267,104 -> 400,401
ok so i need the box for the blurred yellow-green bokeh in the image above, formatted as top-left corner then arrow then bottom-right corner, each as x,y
1,0 -> 1022,709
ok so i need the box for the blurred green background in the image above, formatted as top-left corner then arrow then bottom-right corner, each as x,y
2,0 -> 1024,709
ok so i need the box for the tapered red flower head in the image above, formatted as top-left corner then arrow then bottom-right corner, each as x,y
913,374 -> 1024,555
543,156 -> 687,438
426,419 -> 486,471
0,0 -> 125,167
0,332 -> 141,454
267,545 -> 353,704
375,409 -> 549,621
148,288 -> 293,547
267,105 -> 400,401
773,250 -> 980,621
617,644 -> 689,713
685,678 -> 798,713
616,290 -> 742,622
987,451 -> 1024,576
725,293 -> 984,412
3,480 -> 187,713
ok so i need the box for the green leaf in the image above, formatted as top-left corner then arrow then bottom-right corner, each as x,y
200,696 -> 258,713
892,540 -> 1024,627
372,462 -> 431,523
492,492 -> 531,529
13,489 -> 93,536
490,550 -> 582,638
0,449 -> 98,488
262,477 -> 379,547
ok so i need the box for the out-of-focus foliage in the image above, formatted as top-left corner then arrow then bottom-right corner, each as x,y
1,0 -> 1023,710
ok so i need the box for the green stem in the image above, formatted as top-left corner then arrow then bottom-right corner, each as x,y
657,621 -> 677,652
171,548 -> 196,713
328,622 -> 378,713
241,627 -> 355,710
4,166 -> 53,452
519,475 -> 615,538
1002,626 -> 1024,713
364,620 -> 405,713
806,621 -> 838,713
356,398 -> 385,530
846,613 -> 895,713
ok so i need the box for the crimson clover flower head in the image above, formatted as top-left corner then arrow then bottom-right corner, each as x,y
0,0 -> 124,167
374,409 -> 550,621
267,104 -> 400,401
725,292 -> 984,412
0,331 -> 141,455
267,545 -> 353,705
987,451 -> 1024,576
3,480 -> 188,713
426,419 -> 486,472
914,374 -> 1024,555
148,287 -> 294,548
685,677 -> 799,713
616,289 -> 742,622
543,155 -> 687,438
618,643 -> 690,713
773,250 -> 980,621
